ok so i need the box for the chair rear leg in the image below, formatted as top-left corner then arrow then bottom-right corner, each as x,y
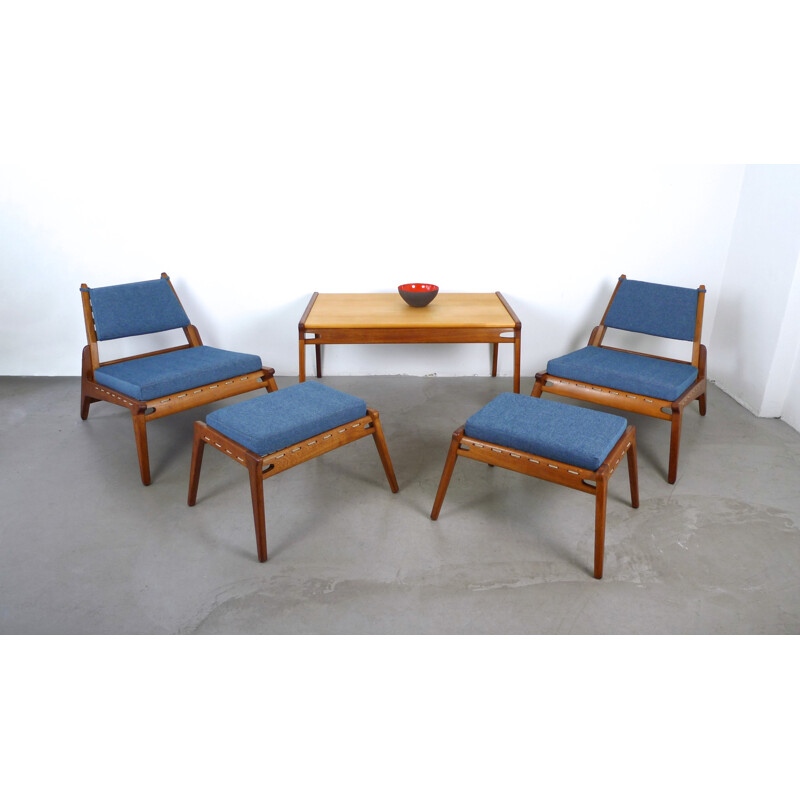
530,375 -> 545,398
368,410 -> 399,493
80,392 -> 94,420
430,430 -> 463,520
247,460 -> 268,562
187,424 -> 206,506
627,429 -> 640,509
131,411 -> 152,486
80,348 -> 96,420
668,406 -> 683,484
698,347 -> 708,417
594,476 -> 608,579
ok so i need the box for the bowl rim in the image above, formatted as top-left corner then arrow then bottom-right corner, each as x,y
398,283 -> 439,293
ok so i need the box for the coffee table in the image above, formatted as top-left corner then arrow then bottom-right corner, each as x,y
298,292 -> 522,393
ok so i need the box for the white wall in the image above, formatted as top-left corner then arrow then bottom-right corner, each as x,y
0,159 -> 741,380
0,5 -> 743,381
782,337 -> 800,433
710,165 -> 800,417
3,5 -> 800,435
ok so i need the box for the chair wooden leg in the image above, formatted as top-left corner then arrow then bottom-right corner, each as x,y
80,378 -> 97,420
80,349 -> 95,420
668,406 -> 683,484
627,430 -> 640,509
698,346 -> 708,417
491,343 -> 499,377
368,410 -> 399,493
247,459 -> 268,562
131,411 -> 151,486
187,425 -> 206,506
594,475 -> 608,579
430,429 -> 463,520
530,376 -> 544,398
80,393 -> 93,420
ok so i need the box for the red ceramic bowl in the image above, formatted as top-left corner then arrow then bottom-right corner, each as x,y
398,283 -> 439,307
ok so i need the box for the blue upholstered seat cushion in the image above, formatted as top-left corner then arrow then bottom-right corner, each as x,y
546,347 -> 698,402
206,382 -> 368,456
604,278 -> 700,341
93,346 -> 263,401
465,394 -> 627,471
88,277 -> 191,340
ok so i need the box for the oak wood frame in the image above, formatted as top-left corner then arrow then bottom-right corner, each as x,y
430,424 -> 639,579
298,291 -> 522,393
188,408 -> 399,562
531,275 -> 707,484
80,272 -> 278,485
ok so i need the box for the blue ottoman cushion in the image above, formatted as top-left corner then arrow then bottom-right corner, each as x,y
546,346 -> 698,402
94,346 -> 263,401
465,393 -> 627,471
206,382 -> 368,456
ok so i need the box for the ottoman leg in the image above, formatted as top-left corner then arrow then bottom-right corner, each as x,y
247,458 -> 268,562
368,409 -> 399,493
431,429 -> 464,520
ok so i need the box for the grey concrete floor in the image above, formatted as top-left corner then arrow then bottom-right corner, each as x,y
2,375 -> 800,634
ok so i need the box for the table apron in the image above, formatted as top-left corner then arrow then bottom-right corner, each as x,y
301,328 -> 518,345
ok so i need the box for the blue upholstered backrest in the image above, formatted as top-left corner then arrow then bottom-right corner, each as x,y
87,276 -> 191,341
604,278 -> 701,341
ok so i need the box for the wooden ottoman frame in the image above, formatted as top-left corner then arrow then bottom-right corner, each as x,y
188,408 -> 398,561
431,424 -> 639,579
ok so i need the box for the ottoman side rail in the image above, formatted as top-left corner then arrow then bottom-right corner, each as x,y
191,413 -> 382,480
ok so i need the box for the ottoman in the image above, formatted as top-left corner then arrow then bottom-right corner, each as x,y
430,393 -> 639,578
188,381 -> 399,561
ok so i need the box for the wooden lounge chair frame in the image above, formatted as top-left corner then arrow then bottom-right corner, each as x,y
80,273 -> 277,485
188,408 -> 399,561
531,274 -> 706,484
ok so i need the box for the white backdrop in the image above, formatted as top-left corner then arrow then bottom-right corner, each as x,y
1,3 -> 799,427
0,160 -> 740,380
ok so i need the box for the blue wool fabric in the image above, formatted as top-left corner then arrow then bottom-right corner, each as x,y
546,346 -> 698,401
464,394 -> 627,471
206,382 -> 368,456
604,278 -> 700,341
88,277 -> 191,340
94,346 -> 263,401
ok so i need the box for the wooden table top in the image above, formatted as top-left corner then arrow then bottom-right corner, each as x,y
304,292 -> 518,329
